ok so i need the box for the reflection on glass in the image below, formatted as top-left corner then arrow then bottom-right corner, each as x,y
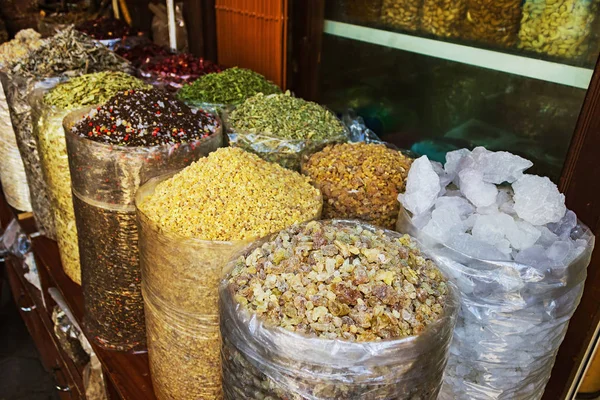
326,0 -> 600,68
319,35 -> 588,183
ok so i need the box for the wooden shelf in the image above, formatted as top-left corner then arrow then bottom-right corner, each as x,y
323,20 -> 595,89
0,194 -> 156,400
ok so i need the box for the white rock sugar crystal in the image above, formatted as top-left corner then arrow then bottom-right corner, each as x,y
400,147 -> 581,263
398,155 -> 440,215
471,146 -> 533,184
403,147 -> 594,400
459,168 -> 498,208
513,175 -> 566,226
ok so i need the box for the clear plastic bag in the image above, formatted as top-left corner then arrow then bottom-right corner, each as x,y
29,89 -> 80,284
182,99 -> 236,119
225,119 -> 349,171
63,107 -> 223,352
0,80 -> 32,211
463,0 -> 522,47
219,222 -> 459,400
422,0 -> 467,38
518,0 -> 598,60
380,0 -> 423,31
1,73 -> 63,237
396,208 -> 595,400
135,172 -> 321,399
52,305 -> 90,367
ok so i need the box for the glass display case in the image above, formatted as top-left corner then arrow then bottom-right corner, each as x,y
309,1 -> 600,184
285,1 -> 600,398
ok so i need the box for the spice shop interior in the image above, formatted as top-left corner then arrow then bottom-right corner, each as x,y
0,1 -> 600,400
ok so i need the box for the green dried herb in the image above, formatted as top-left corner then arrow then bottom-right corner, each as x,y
228,91 -> 346,140
178,67 -> 281,106
44,71 -> 150,109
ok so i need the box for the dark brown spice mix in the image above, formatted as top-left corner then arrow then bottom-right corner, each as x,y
72,88 -> 220,146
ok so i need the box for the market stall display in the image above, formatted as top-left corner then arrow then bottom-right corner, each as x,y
65,88 -> 222,351
177,67 -> 281,115
221,219 -> 458,399
0,29 -> 42,212
227,92 -> 349,170
2,26 -> 131,238
136,147 -> 322,399
397,147 -> 595,399
518,0 -> 598,60
30,72 -> 150,285
302,142 -> 412,229
138,53 -> 223,91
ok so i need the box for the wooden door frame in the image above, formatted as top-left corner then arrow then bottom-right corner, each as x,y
288,2 -> 600,398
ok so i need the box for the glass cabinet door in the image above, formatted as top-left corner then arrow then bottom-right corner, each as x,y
315,0 -> 600,183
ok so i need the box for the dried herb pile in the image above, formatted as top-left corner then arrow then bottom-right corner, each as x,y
228,91 -> 346,140
38,71 -> 150,284
303,143 -> 413,229
45,71 -> 150,108
10,26 -> 130,78
139,147 -> 322,241
72,88 -> 219,146
178,67 -> 281,105
0,29 -> 43,67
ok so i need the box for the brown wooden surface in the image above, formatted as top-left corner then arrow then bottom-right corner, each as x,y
0,190 -> 156,400
32,235 -> 157,400
543,55 -> 600,400
287,0 -> 325,100
5,258 -> 83,399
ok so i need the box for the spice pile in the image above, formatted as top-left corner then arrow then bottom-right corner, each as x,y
76,16 -> 135,40
5,26 -> 131,237
221,220 -> 453,399
139,147 -> 322,240
178,67 -> 281,106
115,41 -> 171,68
380,0 -> 422,31
139,53 -> 223,90
227,92 -> 348,170
303,143 -> 412,229
137,147 -> 321,399
72,88 -> 219,146
68,86 -> 221,351
228,220 -> 448,339
37,72 -> 150,284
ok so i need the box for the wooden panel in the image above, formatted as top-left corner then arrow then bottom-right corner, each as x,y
32,235 -> 157,400
287,0 -> 325,100
543,57 -> 600,399
6,258 -> 82,399
215,0 -> 287,87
